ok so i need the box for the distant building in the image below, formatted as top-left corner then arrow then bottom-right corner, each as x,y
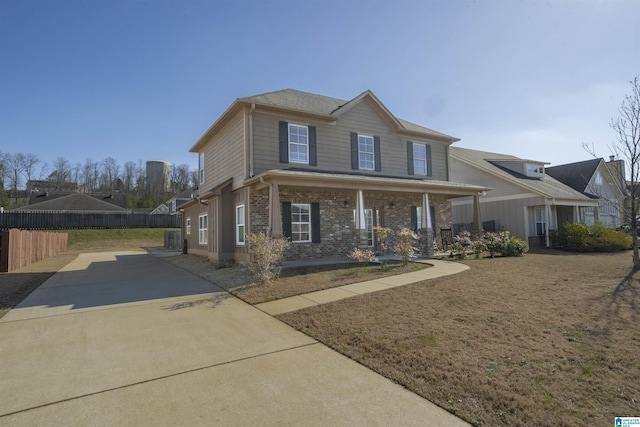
146,160 -> 171,193
27,179 -> 78,194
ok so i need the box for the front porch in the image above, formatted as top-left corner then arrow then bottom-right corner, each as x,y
246,169 -> 490,261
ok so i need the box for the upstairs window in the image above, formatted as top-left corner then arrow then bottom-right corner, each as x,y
288,124 -> 309,163
279,121 -> 317,166
358,135 -> 375,170
413,143 -> 428,175
199,154 -> 205,184
351,133 -> 381,172
407,141 -> 432,177
595,171 -> 603,185
526,163 -> 545,178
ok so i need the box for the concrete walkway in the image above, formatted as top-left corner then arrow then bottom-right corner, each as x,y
257,259 -> 469,315
0,250 -> 470,426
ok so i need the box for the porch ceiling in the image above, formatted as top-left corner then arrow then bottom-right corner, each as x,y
245,169 -> 491,198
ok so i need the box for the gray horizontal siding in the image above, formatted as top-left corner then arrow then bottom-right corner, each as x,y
252,100 -> 449,180
201,111 -> 245,191
450,158 -> 526,198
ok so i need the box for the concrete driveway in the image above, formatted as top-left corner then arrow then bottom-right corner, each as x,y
0,250 -> 468,426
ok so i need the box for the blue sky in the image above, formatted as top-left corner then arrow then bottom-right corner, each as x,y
1,0 -> 639,174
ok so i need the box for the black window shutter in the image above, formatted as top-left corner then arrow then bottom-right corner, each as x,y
279,121 -> 289,164
410,205 -> 418,232
407,141 -> 414,175
308,126 -> 317,166
282,201 -> 292,239
311,202 -> 321,243
350,132 -> 359,170
374,136 -> 381,172
426,144 -> 432,177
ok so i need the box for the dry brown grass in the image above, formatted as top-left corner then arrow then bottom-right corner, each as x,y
278,250 -> 640,426
162,254 -> 427,304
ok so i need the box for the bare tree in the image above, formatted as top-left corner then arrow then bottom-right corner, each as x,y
51,157 -> 72,189
611,76 -> 640,268
123,161 -> 136,192
101,157 -> 120,191
21,153 -> 40,189
0,151 -> 6,189
80,158 -> 95,192
171,163 -> 192,193
4,152 -> 26,206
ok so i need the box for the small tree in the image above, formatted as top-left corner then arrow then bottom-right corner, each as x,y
395,228 -> 418,265
246,232 -> 290,285
611,76 -> 640,268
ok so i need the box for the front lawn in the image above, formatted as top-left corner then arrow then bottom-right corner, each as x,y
277,250 -> 640,426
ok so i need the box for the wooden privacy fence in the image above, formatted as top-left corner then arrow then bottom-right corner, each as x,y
0,211 -> 180,230
0,229 -> 68,272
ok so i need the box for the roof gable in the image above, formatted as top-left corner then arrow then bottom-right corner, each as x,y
450,147 -> 594,201
190,88 -> 459,152
546,158 -> 602,193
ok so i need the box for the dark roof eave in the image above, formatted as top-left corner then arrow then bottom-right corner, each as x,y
245,169 -> 490,196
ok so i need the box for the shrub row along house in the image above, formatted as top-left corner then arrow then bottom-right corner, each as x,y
179,88 -> 625,263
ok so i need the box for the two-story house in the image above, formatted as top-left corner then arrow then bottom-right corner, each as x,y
180,89 -> 489,263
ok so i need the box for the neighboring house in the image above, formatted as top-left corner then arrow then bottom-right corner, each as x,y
180,88 -> 489,263
167,189 -> 194,215
450,147 -> 599,247
150,204 -> 169,215
546,158 -> 626,228
27,179 -> 79,194
25,192 -> 128,209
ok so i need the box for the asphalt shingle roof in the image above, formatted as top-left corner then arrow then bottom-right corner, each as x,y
240,88 -> 454,139
16,193 -> 128,212
545,158 -> 601,194
450,147 -> 595,202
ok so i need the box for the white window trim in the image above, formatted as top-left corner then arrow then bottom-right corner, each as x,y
186,217 -> 191,235
292,203 -> 311,243
288,123 -> 309,164
236,204 -> 245,245
198,214 -> 207,245
358,134 -> 375,170
199,154 -> 205,184
413,143 -> 428,176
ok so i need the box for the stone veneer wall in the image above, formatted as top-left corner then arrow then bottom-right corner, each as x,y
249,186 -> 454,261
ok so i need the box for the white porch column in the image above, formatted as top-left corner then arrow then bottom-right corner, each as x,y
269,183 -> 282,237
355,189 -> 366,230
545,203 -> 552,247
422,192 -> 431,229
